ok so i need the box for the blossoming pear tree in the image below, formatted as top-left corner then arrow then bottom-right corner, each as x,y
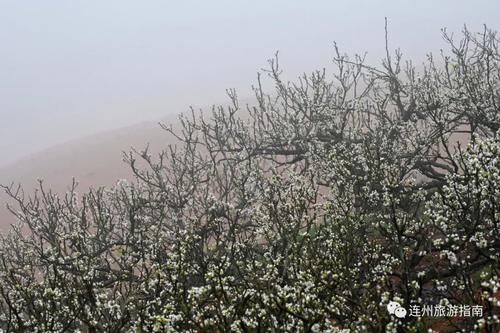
0,26 -> 498,332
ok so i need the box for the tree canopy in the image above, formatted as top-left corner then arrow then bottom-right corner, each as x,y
0,26 -> 499,332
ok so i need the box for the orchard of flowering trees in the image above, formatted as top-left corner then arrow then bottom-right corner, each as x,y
0,26 -> 499,332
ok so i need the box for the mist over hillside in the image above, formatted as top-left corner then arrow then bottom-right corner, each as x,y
0,119 -> 171,230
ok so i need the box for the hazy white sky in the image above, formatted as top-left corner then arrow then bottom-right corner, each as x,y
1,0 -> 499,167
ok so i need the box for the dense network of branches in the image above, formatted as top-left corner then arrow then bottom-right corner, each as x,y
0,27 -> 499,332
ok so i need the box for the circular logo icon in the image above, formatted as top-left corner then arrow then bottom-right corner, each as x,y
394,307 -> 407,318
387,301 -> 407,318
387,301 -> 400,314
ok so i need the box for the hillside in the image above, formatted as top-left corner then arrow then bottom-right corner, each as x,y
0,119 -> 175,231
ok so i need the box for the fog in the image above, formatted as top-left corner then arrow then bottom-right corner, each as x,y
1,0 -> 499,167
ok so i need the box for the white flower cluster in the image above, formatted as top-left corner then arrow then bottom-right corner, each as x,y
1,27 -> 499,332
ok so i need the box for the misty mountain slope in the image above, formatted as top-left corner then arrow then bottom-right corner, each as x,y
0,97 -> 258,231
0,119 -> 175,230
